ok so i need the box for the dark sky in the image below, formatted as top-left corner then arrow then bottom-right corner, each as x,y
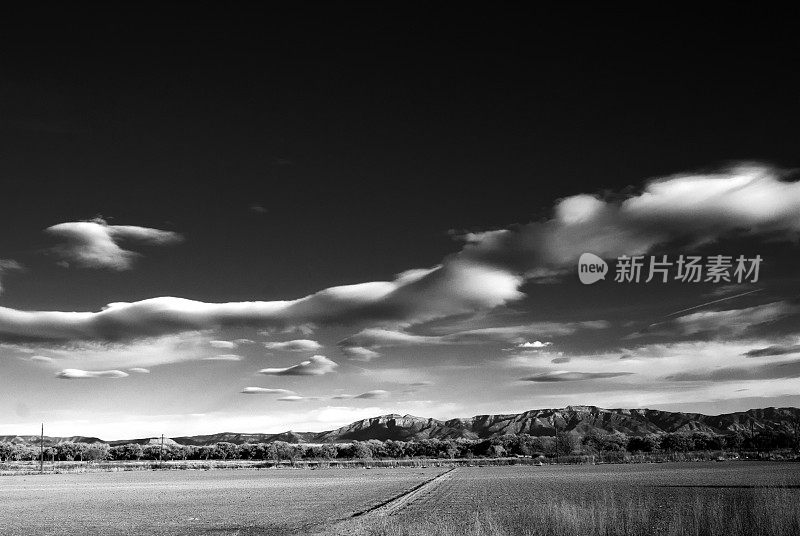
3,6 -> 797,307
0,5 -> 799,438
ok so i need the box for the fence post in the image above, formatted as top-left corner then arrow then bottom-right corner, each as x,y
40,423 -> 44,474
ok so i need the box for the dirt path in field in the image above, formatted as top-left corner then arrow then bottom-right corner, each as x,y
314,467 -> 457,535
356,466 -> 457,517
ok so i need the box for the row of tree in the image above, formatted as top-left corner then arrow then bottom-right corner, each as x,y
0,429 -> 796,462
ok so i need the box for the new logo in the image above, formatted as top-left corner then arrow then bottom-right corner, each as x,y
578,253 -> 608,285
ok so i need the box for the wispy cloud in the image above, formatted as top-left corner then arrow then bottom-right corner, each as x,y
340,323 -> 604,351
0,259 -> 23,295
209,340 -> 237,349
202,354 -> 242,361
250,204 -> 267,214
628,301 -> 799,342
520,371 -> 634,382
515,340 -> 552,349
56,368 -> 129,379
339,346 -> 381,361
258,355 -> 338,376
355,389 -> 389,399
1,332 -> 210,369
45,217 -> 183,270
671,302 -> 797,337
665,360 -> 800,382
277,395 -> 323,402
240,387 -> 296,396
264,339 -> 322,352
743,344 -> 800,358
331,390 -> 390,400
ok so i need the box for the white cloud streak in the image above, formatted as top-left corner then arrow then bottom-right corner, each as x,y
263,339 -> 323,352
331,390 -> 390,400
209,340 -> 237,349
240,387 -> 297,396
1,332 -> 210,369
258,355 -> 338,376
202,354 -> 242,361
56,368 -> 129,379
339,346 -> 381,361
0,262 -> 521,344
340,323 -> 603,350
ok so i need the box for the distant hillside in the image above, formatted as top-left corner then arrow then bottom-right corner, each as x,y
6,406 -> 799,446
310,406 -> 800,443
0,435 -> 104,446
158,431 -> 317,447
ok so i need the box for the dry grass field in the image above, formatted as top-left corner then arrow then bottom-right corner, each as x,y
344,462 -> 800,536
0,462 -> 797,535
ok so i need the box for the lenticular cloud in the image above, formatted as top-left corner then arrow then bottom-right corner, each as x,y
0,262 -> 522,344
258,355 -> 338,376
56,368 -> 129,379
45,217 -> 183,271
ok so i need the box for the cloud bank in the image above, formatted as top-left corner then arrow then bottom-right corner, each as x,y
2,163 -> 798,353
0,263 -> 521,344
458,164 -> 800,274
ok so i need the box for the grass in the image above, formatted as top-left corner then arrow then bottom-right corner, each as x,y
351,487 -> 800,536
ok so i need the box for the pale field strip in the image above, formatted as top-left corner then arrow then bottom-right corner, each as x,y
364,467 -> 457,517
317,467 -> 456,535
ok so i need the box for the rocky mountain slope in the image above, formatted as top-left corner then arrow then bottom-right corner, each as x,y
5,406 -> 798,446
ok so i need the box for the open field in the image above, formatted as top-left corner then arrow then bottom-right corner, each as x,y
343,462 -> 800,536
0,467 -> 446,535
0,462 -> 797,535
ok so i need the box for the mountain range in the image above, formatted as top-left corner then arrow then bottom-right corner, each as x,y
3,406 -> 798,446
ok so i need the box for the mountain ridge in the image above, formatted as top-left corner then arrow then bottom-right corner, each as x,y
5,406 -> 798,446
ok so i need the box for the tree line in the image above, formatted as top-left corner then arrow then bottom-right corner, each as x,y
0,428 -> 796,462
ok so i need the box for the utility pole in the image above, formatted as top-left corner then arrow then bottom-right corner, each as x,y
159,434 -> 164,463
40,423 -> 44,474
